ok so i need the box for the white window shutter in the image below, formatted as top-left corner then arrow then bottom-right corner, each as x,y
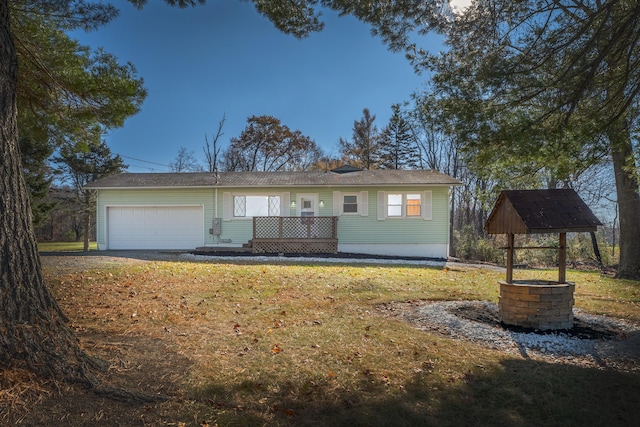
333,191 -> 341,216
282,192 -> 290,216
377,191 -> 385,221
423,190 -> 432,220
223,192 -> 232,221
359,191 -> 368,216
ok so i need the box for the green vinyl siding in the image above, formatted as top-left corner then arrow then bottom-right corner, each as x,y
96,185 -> 451,249
331,186 -> 449,245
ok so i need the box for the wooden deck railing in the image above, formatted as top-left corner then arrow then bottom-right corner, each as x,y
251,216 -> 338,253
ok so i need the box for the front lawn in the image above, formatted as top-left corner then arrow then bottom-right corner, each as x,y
4,258 -> 639,426
37,241 -> 98,252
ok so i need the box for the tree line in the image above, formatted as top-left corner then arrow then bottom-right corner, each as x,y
36,95 -> 621,269
160,100 -> 619,266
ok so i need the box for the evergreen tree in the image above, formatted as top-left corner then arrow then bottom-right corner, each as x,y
0,1 -> 144,386
19,134 -> 56,228
379,104 -> 420,170
420,0 -> 640,279
14,0 -> 145,228
53,131 -> 127,252
339,108 -> 382,170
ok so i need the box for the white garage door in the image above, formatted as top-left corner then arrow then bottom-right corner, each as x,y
107,206 -> 204,250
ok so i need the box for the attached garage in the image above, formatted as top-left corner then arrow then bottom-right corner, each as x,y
107,206 -> 204,250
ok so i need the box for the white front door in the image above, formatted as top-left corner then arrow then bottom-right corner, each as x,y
296,194 -> 319,237
296,194 -> 318,217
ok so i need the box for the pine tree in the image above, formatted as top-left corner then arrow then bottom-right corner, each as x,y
379,104 -> 420,170
339,108 -> 382,170
53,132 -> 128,252
0,1 -> 144,386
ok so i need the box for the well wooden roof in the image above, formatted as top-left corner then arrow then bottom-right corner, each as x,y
86,169 -> 462,189
484,189 -> 602,234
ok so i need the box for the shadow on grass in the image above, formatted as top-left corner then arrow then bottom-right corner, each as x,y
193,358 -> 640,426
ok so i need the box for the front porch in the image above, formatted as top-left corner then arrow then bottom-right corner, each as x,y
250,216 -> 338,254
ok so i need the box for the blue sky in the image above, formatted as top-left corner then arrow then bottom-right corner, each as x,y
73,1 -> 444,172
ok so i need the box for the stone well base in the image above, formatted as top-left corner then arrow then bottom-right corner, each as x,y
499,280 -> 575,330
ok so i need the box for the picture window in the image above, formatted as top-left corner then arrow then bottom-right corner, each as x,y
234,195 -> 280,217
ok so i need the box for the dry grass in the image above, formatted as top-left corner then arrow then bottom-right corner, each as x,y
37,241 -> 98,252
0,369 -> 52,423
4,257 -> 639,426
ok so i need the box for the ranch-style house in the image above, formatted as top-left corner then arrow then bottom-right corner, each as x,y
86,167 -> 462,258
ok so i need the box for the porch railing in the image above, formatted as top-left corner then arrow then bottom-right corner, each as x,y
251,216 -> 338,253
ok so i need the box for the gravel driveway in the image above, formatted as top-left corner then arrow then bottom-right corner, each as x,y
40,250 -> 508,274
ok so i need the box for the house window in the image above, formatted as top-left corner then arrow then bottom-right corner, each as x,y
406,194 -> 422,217
387,194 -> 403,217
234,196 -> 246,217
234,195 -> 280,217
386,193 -> 421,218
343,195 -> 358,213
333,191 -> 368,217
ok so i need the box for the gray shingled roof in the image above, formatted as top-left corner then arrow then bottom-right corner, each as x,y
484,189 -> 602,234
86,170 -> 462,189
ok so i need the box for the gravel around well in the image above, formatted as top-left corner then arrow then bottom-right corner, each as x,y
379,300 -> 640,371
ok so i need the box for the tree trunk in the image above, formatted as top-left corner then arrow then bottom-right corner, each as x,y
610,126 -> 640,280
83,208 -> 90,252
0,0 -> 101,383
83,191 -> 92,253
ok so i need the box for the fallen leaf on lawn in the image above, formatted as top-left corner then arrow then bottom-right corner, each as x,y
272,343 -> 282,353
